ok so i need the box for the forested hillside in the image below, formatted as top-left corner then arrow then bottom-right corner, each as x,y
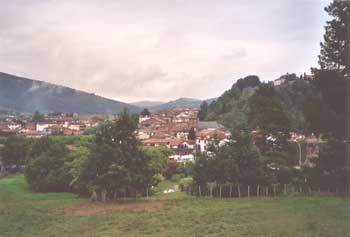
0,72 -> 140,114
199,74 -> 321,132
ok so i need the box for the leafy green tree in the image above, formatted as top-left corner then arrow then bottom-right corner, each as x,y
32,111 -> 45,123
86,110 -> 155,200
192,153 -> 210,191
248,83 -> 290,134
193,125 -> 266,197
306,138 -> 348,193
140,108 -> 151,116
25,137 -> 72,192
198,101 -> 208,121
146,145 -> 173,185
187,127 -> 196,140
65,146 -> 92,194
2,136 -> 32,171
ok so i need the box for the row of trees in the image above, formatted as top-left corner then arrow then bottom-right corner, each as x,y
192,0 -> 350,197
1,110 -> 172,201
191,124 -> 349,197
191,126 -> 302,197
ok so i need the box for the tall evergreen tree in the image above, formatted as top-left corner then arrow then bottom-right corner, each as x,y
87,109 -> 155,201
317,1 -> 350,75
198,101 -> 208,121
140,108 -> 150,116
187,127 -> 196,140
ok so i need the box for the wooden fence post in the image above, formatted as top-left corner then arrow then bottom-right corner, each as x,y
238,185 -> 241,198
101,189 -> 107,202
284,184 -> 287,195
248,185 -> 250,198
257,185 -> 260,197
219,185 -> 222,198
199,185 -> 202,197
273,184 -> 276,197
229,184 -> 233,198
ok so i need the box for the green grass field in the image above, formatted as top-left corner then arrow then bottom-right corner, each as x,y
1,175 -> 349,237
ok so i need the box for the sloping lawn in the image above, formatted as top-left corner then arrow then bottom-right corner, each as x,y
0,175 -> 349,237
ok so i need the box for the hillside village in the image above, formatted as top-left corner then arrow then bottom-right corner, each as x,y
0,1 -> 349,236
0,72 -> 322,167
0,108 -> 232,163
0,103 -> 322,168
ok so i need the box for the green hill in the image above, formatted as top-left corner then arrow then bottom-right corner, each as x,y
201,74 -> 319,131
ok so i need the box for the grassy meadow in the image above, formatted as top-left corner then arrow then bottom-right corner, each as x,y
0,175 -> 349,237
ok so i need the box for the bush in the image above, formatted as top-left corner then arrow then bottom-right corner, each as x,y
171,174 -> 182,183
179,177 -> 193,192
25,137 -> 72,192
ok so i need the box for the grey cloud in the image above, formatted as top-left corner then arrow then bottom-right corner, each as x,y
0,0 -> 329,102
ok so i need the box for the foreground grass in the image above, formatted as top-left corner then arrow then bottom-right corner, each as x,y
0,176 -> 349,237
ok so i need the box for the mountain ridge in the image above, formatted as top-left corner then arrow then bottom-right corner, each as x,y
0,72 -> 140,114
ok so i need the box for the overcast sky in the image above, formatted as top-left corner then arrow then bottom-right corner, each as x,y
0,0 -> 329,102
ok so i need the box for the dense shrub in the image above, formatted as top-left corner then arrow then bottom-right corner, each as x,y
25,137 -> 72,192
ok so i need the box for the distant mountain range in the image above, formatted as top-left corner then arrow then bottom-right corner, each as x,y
0,72 -> 140,114
0,72 -> 216,115
130,100 -> 164,108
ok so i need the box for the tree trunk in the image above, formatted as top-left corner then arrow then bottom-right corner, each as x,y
257,185 -> 260,197
237,185 -> 241,198
248,185 -> 250,198
265,187 -> 268,197
219,185 -> 222,198
210,186 -> 213,198
146,188 -> 149,199
90,190 -> 98,202
284,184 -> 287,195
229,184 -> 232,198
198,185 -> 202,197
0,161 -> 5,176
273,184 -> 276,197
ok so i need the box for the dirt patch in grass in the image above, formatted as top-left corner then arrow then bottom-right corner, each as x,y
66,200 -> 170,216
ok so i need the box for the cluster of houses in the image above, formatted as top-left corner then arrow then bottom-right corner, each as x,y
273,72 -> 314,86
0,113 -> 107,137
137,108 -> 231,163
0,108 -> 323,167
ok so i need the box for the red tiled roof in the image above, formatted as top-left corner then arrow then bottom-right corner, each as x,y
196,129 -> 229,139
